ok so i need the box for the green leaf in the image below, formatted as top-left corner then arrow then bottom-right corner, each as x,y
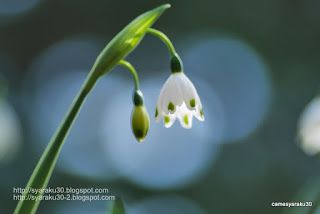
109,197 -> 126,214
91,4 -> 171,81
13,4 -> 170,214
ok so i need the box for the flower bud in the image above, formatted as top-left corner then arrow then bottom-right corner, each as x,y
131,105 -> 150,142
91,4 -> 170,78
131,90 -> 150,142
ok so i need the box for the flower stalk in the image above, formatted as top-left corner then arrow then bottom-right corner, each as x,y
118,60 -> 140,90
147,28 -> 176,56
14,4 -> 170,214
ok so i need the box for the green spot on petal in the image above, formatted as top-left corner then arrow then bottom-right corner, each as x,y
184,114 -> 189,125
155,108 -> 158,117
190,99 -> 195,108
164,115 -> 170,124
168,102 -> 175,111
200,109 -> 203,117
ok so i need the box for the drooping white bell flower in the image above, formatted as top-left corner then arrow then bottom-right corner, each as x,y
298,96 -> 320,155
155,54 -> 204,128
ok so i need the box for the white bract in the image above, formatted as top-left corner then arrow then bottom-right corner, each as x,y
155,72 -> 204,128
298,96 -> 320,155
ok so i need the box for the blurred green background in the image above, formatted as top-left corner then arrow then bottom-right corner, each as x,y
1,0 -> 320,213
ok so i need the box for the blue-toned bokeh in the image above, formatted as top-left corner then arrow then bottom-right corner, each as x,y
1,0 -> 320,213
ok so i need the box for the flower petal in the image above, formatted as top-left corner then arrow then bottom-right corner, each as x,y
178,73 -> 202,111
155,107 -> 161,122
158,74 -> 183,114
177,103 -> 193,129
163,113 -> 177,128
194,108 -> 204,121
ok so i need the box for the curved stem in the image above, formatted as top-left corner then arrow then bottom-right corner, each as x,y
118,60 -> 139,90
147,28 -> 176,56
13,4 -> 170,214
14,71 -> 98,214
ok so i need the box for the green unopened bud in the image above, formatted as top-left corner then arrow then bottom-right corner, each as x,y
92,4 -> 171,79
81,4 -> 170,94
131,105 -> 150,142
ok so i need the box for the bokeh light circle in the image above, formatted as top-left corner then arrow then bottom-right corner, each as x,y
54,200 -> 109,214
24,37 -> 119,180
0,100 -> 22,163
183,35 -> 272,142
25,37 -> 103,88
298,96 -> 320,155
54,194 -> 205,214
127,194 -> 206,214
0,0 -> 41,22
100,73 -> 224,190
29,71 -> 124,180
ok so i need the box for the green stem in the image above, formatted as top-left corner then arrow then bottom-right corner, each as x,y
147,28 -> 176,56
13,4 -> 170,213
118,60 -> 139,90
14,70 -> 98,214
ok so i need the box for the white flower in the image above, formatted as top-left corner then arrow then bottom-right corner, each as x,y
155,72 -> 204,128
298,96 -> 320,155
